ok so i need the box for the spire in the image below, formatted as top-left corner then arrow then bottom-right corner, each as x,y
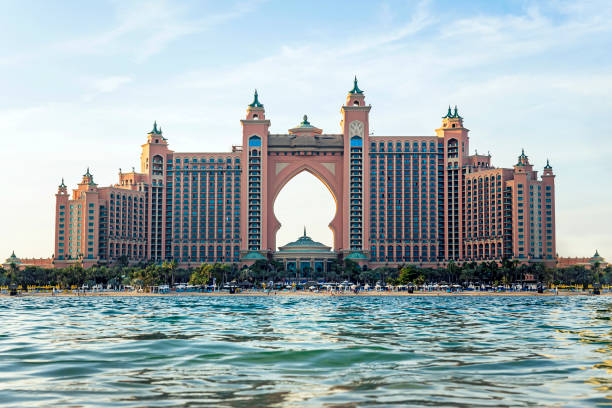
304,226 -> 307,237
452,105 -> 462,119
594,249 -> 600,257
517,149 -> 529,166
11,250 -> 16,258
84,167 -> 91,177
544,159 -> 552,169
349,76 -> 364,94
149,121 -> 162,135
442,105 -> 452,118
59,178 -> 66,188
248,89 -> 264,108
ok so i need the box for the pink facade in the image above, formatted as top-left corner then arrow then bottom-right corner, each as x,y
53,80 -> 556,268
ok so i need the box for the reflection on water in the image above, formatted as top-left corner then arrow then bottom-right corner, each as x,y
0,295 -> 610,407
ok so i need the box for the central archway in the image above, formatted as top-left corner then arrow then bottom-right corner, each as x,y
266,155 -> 344,252
274,171 -> 336,249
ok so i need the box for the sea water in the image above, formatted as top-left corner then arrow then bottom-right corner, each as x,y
0,295 -> 610,407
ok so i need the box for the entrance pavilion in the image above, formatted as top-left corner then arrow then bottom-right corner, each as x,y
274,228 -> 336,274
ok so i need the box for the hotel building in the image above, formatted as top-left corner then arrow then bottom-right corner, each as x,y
53,79 -> 556,268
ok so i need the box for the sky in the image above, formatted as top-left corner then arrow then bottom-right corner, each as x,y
1,0 -> 611,261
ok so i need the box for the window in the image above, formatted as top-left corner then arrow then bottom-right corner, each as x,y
350,136 -> 362,147
248,135 -> 261,147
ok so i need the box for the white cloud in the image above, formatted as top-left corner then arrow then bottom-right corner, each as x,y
91,76 -> 132,93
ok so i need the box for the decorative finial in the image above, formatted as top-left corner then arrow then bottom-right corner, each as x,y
299,115 -> 312,127
453,105 -> 458,117
119,168 -> 122,174
149,121 -> 162,135
304,226 -> 306,237
11,250 -> 16,257
59,178 -> 66,188
594,249 -> 600,257
248,89 -> 263,108
349,76 -> 364,94
132,166 -> 135,173
475,149 -> 478,155
443,105 -> 452,118
544,159 -> 552,169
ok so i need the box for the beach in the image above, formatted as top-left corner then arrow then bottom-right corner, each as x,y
2,289 -> 607,297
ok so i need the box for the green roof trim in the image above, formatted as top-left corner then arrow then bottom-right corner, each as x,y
442,105 -> 452,118
443,105 -> 463,119
243,251 -> 267,260
349,76 -> 364,94
248,89 -> 264,108
297,114 -> 314,128
544,159 -> 552,169
280,229 -> 331,251
516,149 -> 529,166
453,105 -> 463,119
6,251 -> 20,264
345,251 -> 368,260
149,121 -> 162,135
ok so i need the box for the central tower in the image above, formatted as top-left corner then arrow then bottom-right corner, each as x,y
240,79 -> 371,259
340,77 -> 371,254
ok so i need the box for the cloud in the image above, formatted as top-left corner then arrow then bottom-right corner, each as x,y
0,0 -> 263,66
91,76 -> 132,93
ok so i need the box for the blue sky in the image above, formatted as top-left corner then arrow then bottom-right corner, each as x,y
1,0 -> 611,261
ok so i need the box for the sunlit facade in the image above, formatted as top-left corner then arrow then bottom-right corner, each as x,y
53,79 -> 556,268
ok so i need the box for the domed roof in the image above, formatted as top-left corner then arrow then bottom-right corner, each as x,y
5,251 -> 20,265
278,228 -> 332,253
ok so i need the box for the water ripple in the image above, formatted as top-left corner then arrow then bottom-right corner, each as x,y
0,295 -> 610,407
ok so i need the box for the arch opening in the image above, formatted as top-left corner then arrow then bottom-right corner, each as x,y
273,171 -> 336,251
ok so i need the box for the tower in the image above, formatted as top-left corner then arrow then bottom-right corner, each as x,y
54,178 -> 69,262
140,122 -> 171,261
241,90 -> 271,254
436,106 -> 469,261
541,159 -> 556,262
341,77 -> 371,254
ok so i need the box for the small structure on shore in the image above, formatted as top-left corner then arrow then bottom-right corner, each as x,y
3,251 -> 53,270
274,228 -> 336,274
557,250 -> 607,269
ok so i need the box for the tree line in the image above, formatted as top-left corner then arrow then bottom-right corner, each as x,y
1,257 -> 610,290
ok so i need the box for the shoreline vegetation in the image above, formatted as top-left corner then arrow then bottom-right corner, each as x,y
2,258 -> 610,298
1,289 -> 610,298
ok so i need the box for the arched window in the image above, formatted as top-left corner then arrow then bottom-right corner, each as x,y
350,136 -> 362,147
353,100 -> 360,106
248,135 -> 261,147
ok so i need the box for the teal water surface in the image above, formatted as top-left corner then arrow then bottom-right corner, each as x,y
0,295 -> 611,407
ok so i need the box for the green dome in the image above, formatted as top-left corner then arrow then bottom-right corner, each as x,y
278,228 -> 331,253
5,251 -> 20,264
